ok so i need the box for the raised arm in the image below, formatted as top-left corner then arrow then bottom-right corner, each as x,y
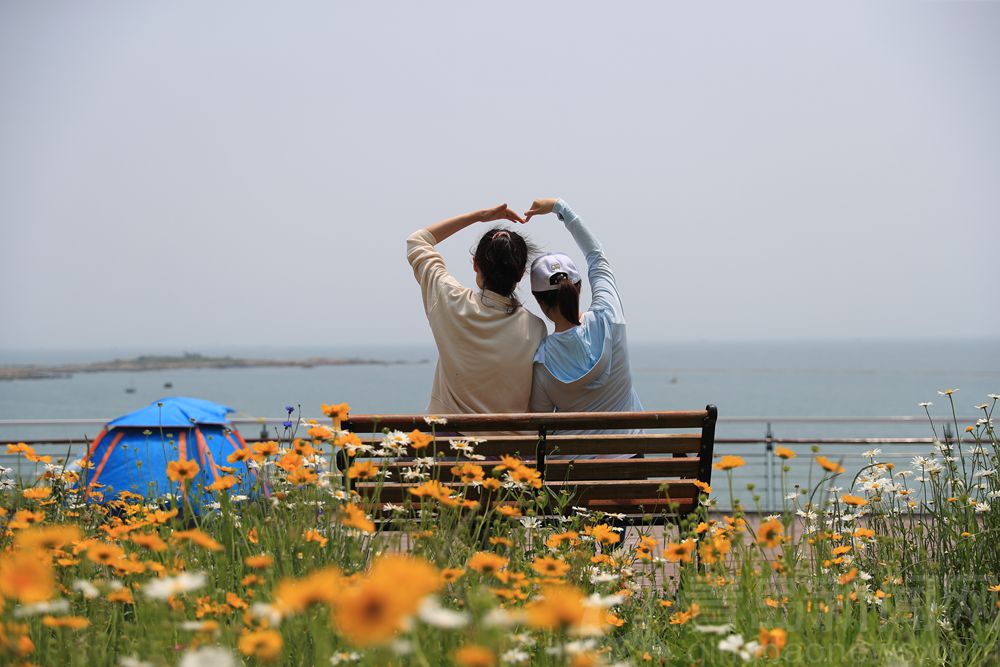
524,198 -> 624,319
407,204 -> 526,308
424,204 -> 525,244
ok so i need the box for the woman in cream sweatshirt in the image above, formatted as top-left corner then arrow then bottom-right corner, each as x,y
407,204 -> 548,415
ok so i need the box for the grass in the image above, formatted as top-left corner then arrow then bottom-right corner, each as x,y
0,391 -> 997,666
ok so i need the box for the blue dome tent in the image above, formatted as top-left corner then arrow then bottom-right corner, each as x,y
81,397 -> 263,503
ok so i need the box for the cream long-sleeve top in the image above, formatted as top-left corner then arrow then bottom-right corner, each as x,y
407,228 -> 548,415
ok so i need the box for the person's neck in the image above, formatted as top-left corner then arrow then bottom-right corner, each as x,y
551,313 -> 581,333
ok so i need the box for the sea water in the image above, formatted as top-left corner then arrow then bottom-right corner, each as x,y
1,338 -> 996,510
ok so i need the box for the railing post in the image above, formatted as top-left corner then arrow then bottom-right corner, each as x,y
765,422 -> 774,513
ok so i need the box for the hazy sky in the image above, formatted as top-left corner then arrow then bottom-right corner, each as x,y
1,1 -> 997,352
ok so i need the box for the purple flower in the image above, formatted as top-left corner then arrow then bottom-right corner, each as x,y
285,405 -> 295,414
282,421 -> 293,429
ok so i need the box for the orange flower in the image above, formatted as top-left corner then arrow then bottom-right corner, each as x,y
664,539 -> 696,563
321,402 -> 350,422
451,462 -> 485,484
15,525 -> 82,551
713,455 -> 745,471
545,531 -> 580,549
22,487 -> 52,500
86,542 -> 126,566
107,588 -> 134,604
481,478 -> 502,491
532,556 -> 571,578
408,429 -> 433,450
692,480 -> 711,495
441,568 -> 466,583
453,645 -> 497,667
757,518 -> 784,548
838,568 -> 858,585
206,475 -> 237,492
347,461 -> 380,480
758,627 -> 788,657
584,524 -> 621,546
227,449 -> 253,463
238,629 -> 283,661
304,529 -> 328,547
245,554 -> 274,569
0,550 -> 55,602
166,459 -> 200,482
841,494 -> 868,507
252,441 -> 279,458
287,468 -> 318,485
816,456 -> 845,474
42,615 -> 90,630
172,529 -> 224,552
496,505 -> 522,518
775,446 -> 796,459
468,552 -> 508,575
130,532 -> 168,552
340,504 -> 375,534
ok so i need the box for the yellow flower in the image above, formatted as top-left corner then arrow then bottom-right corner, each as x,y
468,552 -> 509,575
453,645 -> 497,667
841,494 -> 867,506
713,455 -> 745,471
489,536 -> 514,548
775,446 -> 796,459
757,518 -> 784,548
238,629 -> 283,661
692,480 -> 711,495
166,459 -> 200,482
816,456 -> 845,474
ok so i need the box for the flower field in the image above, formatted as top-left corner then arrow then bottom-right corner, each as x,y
1,392 -> 998,666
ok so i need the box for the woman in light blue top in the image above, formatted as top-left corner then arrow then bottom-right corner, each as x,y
524,198 -> 643,435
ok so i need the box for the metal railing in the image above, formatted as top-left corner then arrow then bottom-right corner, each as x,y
1,415 -> 988,512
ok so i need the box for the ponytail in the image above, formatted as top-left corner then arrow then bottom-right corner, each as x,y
532,273 -> 582,326
555,277 -> 581,326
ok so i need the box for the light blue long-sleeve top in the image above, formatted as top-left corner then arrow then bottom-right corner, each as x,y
528,200 -> 643,435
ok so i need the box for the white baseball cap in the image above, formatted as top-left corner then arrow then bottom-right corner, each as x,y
530,253 -> 582,292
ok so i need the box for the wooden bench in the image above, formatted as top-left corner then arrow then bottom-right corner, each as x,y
341,406 -> 717,524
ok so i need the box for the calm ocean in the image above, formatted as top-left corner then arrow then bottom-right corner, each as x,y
2,338 -> 996,510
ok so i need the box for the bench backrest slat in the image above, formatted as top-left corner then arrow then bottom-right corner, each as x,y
342,407 -> 717,524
